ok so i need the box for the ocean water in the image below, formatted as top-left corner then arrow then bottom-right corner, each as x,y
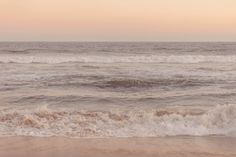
0,42 -> 236,138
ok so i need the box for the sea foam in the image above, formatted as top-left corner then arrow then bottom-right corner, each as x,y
1,54 -> 236,64
0,104 -> 236,138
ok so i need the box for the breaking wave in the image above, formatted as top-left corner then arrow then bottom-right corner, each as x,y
1,55 -> 236,64
0,104 -> 236,138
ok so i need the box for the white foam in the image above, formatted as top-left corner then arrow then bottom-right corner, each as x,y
0,104 -> 236,138
1,54 -> 236,64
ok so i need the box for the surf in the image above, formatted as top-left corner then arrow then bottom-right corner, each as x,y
0,104 -> 236,138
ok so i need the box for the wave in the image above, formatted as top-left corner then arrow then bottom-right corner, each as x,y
92,78 -> 212,89
1,55 -> 236,64
0,104 -> 236,138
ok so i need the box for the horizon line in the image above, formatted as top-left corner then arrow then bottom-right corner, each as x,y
0,40 -> 236,43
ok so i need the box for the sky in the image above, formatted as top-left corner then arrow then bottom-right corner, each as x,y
0,0 -> 236,41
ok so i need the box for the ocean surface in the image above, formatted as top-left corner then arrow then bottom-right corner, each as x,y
0,42 -> 236,138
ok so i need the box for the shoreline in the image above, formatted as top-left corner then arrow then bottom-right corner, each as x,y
0,136 -> 235,157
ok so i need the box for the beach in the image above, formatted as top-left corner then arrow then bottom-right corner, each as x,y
0,136 -> 235,157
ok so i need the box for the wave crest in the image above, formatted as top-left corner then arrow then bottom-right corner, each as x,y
0,104 -> 236,137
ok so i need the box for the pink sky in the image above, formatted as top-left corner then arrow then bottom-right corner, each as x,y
0,0 -> 236,41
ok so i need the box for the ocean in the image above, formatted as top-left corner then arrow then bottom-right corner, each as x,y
0,42 -> 236,138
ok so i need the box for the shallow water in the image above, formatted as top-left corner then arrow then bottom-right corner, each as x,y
0,42 -> 236,137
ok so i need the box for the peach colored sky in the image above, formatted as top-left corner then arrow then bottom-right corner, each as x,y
0,0 -> 236,41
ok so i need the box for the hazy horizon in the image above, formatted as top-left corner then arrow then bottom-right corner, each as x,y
0,40 -> 236,42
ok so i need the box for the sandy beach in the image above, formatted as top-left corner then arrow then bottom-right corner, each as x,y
0,136 -> 235,157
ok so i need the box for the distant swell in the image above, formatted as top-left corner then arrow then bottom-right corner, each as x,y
1,55 -> 236,64
92,78 -> 211,89
0,104 -> 236,138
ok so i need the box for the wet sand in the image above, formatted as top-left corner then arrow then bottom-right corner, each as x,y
0,136 -> 235,157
